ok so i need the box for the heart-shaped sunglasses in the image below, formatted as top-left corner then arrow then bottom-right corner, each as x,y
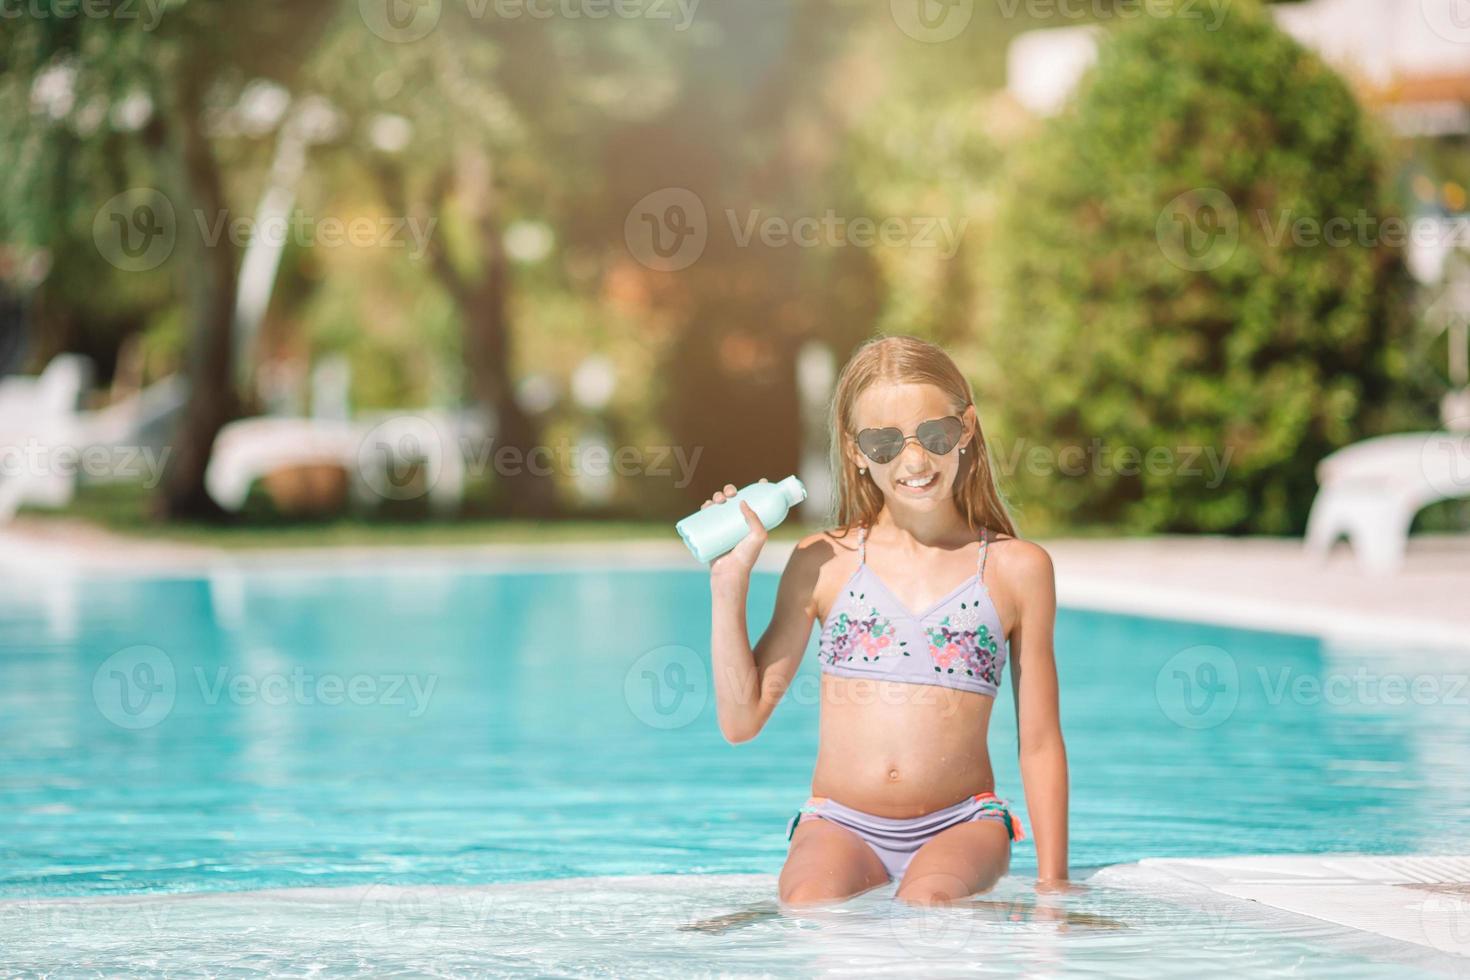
854,415 -> 966,465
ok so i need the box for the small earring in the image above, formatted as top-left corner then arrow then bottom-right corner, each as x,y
960,447 -> 967,455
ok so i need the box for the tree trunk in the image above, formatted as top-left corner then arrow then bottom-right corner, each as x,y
463,232 -> 554,518
423,150 -> 554,518
156,77 -> 240,520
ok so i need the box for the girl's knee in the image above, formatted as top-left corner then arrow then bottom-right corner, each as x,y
894,872 -> 969,906
778,877 -> 848,907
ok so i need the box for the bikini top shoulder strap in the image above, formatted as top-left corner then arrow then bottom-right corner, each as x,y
857,524 -> 867,564
977,527 -> 990,580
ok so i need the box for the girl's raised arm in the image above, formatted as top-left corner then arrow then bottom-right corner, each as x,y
703,483 -> 823,744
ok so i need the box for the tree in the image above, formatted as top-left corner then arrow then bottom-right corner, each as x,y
306,14 -> 651,516
987,0 -> 1423,534
1,1 -> 339,518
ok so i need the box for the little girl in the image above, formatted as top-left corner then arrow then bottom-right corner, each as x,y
702,335 -> 1068,907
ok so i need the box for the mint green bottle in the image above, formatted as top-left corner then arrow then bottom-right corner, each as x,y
676,475 -> 807,562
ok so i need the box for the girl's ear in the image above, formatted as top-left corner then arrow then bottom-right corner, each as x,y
961,404 -> 978,450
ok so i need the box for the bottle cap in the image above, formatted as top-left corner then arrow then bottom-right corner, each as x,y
777,475 -> 806,507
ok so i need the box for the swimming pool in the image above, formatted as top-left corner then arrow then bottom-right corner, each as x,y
2,561 -> 1468,974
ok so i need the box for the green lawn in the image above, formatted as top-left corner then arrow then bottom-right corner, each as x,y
18,483 -> 814,550
32,479 -> 1432,550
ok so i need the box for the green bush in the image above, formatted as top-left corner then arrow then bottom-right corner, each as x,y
986,0 -> 1427,535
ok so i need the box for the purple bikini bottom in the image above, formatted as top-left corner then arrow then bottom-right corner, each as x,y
785,791 -> 1025,881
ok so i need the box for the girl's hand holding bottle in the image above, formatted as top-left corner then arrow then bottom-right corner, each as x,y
677,475 -> 806,583
698,480 -> 770,583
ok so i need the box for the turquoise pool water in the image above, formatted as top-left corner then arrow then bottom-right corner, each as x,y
1,562 -> 1468,974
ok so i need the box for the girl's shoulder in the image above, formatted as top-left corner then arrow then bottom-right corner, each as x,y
786,525 -> 865,583
790,524 -> 863,566
804,522 -> 862,546
792,526 -> 865,624
984,531 -> 1055,590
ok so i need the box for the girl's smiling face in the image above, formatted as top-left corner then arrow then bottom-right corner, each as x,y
847,382 -> 977,509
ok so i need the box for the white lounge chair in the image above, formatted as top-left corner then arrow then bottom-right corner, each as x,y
0,357 -> 189,521
204,417 -> 362,513
0,354 -> 91,519
82,374 -> 188,462
204,411 -> 468,516
1304,431 -> 1470,574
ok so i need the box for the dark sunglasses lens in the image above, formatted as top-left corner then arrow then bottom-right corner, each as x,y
917,417 -> 964,454
857,427 -> 904,463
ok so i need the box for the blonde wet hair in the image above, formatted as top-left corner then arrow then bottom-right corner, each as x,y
827,335 -> 1018,539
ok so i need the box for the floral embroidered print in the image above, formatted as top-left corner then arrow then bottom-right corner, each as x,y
817,524 -> 1008,698
925,613 -> 1002,687
821,589 -> 905,666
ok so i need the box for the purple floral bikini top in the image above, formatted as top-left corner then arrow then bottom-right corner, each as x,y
817,524 -> 1008,698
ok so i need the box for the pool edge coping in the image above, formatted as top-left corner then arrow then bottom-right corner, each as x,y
2,531 -> 1466,652
1096,853 -> 1470,970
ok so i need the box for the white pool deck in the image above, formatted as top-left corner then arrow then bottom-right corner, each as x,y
2,520 -> 1468,967
4,520 -> 1465,648
1097,854 -> 1470,970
